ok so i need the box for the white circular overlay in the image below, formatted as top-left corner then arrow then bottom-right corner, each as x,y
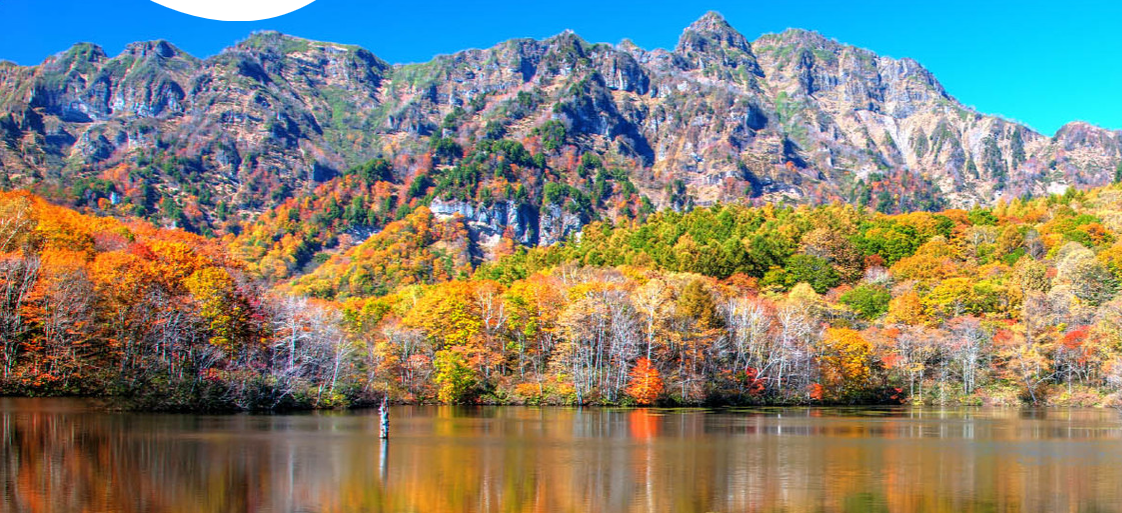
151,0 -> 317,21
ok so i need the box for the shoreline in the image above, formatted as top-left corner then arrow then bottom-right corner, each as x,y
4,393 -> 1118,414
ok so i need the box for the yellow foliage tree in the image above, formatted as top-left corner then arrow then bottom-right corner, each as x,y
817,327 -> 874,402
184,267 -> 242,349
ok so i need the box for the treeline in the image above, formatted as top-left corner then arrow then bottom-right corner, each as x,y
339,186 -> 1122,406
0,191 -> 374,410
4,185 -> 1122,408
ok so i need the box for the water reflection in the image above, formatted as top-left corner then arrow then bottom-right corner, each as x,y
2,399 -> 1121,512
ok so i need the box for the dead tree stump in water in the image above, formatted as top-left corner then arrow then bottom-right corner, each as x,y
379,398 -> 389,439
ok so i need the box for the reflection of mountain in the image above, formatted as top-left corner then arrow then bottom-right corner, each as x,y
5,401 -> 1122,512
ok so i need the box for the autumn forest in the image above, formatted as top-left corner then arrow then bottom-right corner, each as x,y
5,18 -> 1122,412
3,176 -> 1122,410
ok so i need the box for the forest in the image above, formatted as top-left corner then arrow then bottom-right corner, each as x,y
2,183 -> 1122,409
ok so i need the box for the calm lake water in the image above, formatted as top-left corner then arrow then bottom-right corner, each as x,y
2,399 -> 1122,512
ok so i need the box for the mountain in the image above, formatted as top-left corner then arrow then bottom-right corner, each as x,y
0,34 -> 390,226
2,13 -> 1120,279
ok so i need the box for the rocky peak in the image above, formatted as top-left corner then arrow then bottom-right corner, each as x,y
617,38 -> 640,53
122,40 -> 186,61
680,12 -> 743,45
753,28 -> 949,112
1053,121 -> 1121,152
234,31 -> 316,56
674,11 -> 762,81
761,28 -> 835,48
752,29 -> 850,73
545,30 -> 589,56
1056,120 -> 1104,134
44,42 -> 107,70
229,31 -> 388,72
530,31 -> 593,80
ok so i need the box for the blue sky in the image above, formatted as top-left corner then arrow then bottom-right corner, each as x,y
1,0 -> 1119,135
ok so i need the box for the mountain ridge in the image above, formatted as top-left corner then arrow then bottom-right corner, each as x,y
2,12 -> 1120,281
7,17 -> 1104,139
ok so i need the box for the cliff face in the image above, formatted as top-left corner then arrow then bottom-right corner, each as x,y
2,14 -> 1120,251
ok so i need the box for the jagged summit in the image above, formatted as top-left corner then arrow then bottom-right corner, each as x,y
543,29 -> 588,47
1057,120 -> 1112,133
121,40 -> 188,60
45,42 -> 108,66
762,28 -> 834,44
676,11 -> 751,53
232,30 -> 367,57
684,11 -> 735,33
1052,121 -> 1121,151
674,11 -> 760,79
238,30 -> 301,47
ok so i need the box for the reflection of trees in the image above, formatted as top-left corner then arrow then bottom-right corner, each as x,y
3,402 -> 1122,512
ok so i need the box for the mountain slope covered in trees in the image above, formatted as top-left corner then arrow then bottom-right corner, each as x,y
4,183 -> 1122,408
300,185 -> 1122,406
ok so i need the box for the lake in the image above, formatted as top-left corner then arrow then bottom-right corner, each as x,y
2,399 -> 1121,512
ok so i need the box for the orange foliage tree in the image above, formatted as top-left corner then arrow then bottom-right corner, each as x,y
626,357 -> 664,405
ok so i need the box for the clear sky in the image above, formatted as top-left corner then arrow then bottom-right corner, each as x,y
1,0 -> 1119,135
